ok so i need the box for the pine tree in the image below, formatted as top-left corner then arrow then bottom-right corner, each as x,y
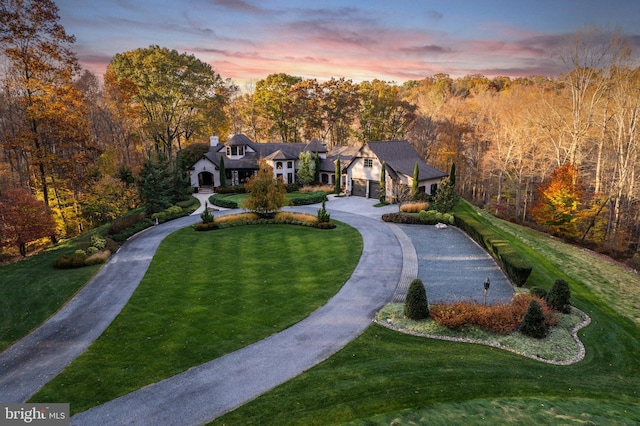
546,279 -> 572,313
449,162 -> 456,186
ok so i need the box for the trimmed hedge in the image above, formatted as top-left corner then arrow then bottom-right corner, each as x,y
290,191 -> 327,206
417,210 -> 455,225
209,194 -> 239,209
454,211 -> 532,287
381,212 -> 422,224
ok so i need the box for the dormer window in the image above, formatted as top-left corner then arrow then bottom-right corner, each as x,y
364,158 -> 373,168
226,145 -> 245,157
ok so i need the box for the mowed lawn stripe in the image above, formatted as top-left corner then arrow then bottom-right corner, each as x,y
30,222 -> 362,414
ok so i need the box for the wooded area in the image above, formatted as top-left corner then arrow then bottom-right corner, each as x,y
1,0 -> 639,264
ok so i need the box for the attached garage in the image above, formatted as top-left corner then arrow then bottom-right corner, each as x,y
351,179 -> 379,199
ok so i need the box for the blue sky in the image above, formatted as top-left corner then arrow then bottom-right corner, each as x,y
55,0 -> 640,85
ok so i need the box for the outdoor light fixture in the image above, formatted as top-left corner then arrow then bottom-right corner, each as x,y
483,277 -> 490,306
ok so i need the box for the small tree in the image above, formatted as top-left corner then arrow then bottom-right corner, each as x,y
200,202 -> 214,223
0,189 -> 57,256
317,199 -> 331,223
219,155 -> 227,188
379,162 -> 386,203
334,157 -> 341,194
546,279 -> 572,313
314,151 -> 320,182
138,152 -> 173,214
411,162 -> 420,201
449,162 -> 456,186
297,151 -> 315,186
432,177 -> 459,212
404,278 -> 429,320
243,159 -> 287,216
519,300 -> 548,338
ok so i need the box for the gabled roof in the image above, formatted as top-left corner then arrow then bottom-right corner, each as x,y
304,138 -> 327,153
263,149 -> 297,161
355,140 -> 447,181
226,134 -> 256,148
319,146 -> 360,172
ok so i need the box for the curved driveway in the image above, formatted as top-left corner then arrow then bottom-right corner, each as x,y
0,196 -> 513,425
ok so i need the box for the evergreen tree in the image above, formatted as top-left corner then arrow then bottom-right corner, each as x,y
412,162 -> 420,201
297,151 -> 314,186
449,162 -> 456,186
546,279 -> 572,313
138,153 -> 173,214
433,177 -> 459,212
380,162 -> 386,203
404,278 -> 429,320
219,155 -> 227,188
519,300 -> 548,338
314,151 -> 320,183
334,157 -> 341,194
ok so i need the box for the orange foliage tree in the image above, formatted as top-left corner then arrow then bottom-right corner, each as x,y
530,164 -> 586,238
242,159 -> 288,216
0,189 -> 56,256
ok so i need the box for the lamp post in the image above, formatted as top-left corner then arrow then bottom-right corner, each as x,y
483,277 -> 491,306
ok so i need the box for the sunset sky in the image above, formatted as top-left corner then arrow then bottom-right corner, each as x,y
55,0 -> 640,86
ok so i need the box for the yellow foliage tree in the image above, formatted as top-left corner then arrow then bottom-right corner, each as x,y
242,159 -> 288,217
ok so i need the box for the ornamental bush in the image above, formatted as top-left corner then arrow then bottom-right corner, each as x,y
519,300 -> 548,338
546,278 -> 572,313
404,278 -> 429,320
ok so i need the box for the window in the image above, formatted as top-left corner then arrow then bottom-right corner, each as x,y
276,161 -> 283,169
364,158 -> 373,168
226,146 -> 244,156
287,161 -> 293,169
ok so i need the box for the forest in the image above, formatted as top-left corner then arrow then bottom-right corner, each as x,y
1,0 -> 639,266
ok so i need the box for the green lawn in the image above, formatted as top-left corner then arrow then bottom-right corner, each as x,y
210,201 -> 640,425
0,239 -> 102,352
30,222 -> 362,414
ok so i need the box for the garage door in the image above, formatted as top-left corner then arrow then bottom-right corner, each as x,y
352,179 -> 367,197
369,181 -> 380,199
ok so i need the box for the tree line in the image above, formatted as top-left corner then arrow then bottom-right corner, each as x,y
1,0 -> 639,264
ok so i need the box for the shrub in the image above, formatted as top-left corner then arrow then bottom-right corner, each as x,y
54,252 -> 87,269
215,212 -> 260,225
291,191 -> 327,206
215,185 -> 246,194
530,287 -> 548,299
274,212 -> 317,225
299,184 -> 333,194
546,279 -> 572,313
90,234 -> 107,250
454,212 -> 532,286
109,219 -> 154,242
108,213 -> 147,235
194,221 -> 219,231
200,203 -> 214,223
176,198 -> 196,208
404,279 -> 429,320
417,210 -> 455,225
519,300 -> 548,338
314,221 -> 336,229
85,250 -> 111,266
430,294 -> 556,334
317,200 -> 331,223
381,212 -> 421,224
86,246 -> 99,255
400,202 -> 430,213
209,194 -> 239,209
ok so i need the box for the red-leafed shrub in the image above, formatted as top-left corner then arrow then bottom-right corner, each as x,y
430,294 -> 557,334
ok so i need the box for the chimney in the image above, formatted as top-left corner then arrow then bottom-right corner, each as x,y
210,135 -> 219,147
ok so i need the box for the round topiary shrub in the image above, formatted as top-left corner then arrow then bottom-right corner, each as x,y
546,278 -> 572,313
519,299 -> 547,339
404,278 -> 429,320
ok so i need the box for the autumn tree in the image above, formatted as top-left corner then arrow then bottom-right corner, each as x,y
530,164 -> 586,238
0,0 -> 96,214
0,188 -> 56,256
254,73 -> 303,142
105,45 -> 229,160
243,159 -> 287,216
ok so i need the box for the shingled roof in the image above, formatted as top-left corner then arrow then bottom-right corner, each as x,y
364,140 -> 447,180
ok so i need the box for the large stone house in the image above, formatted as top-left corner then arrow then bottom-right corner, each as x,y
189,135 -> 446,201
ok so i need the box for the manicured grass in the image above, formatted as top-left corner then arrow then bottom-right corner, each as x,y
0,239 -> 102,352
30,222 -> 362,414
210,201 -> 640,425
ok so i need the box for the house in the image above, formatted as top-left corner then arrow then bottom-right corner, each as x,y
345,140 -> 448,201
189,135 -> 446,201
